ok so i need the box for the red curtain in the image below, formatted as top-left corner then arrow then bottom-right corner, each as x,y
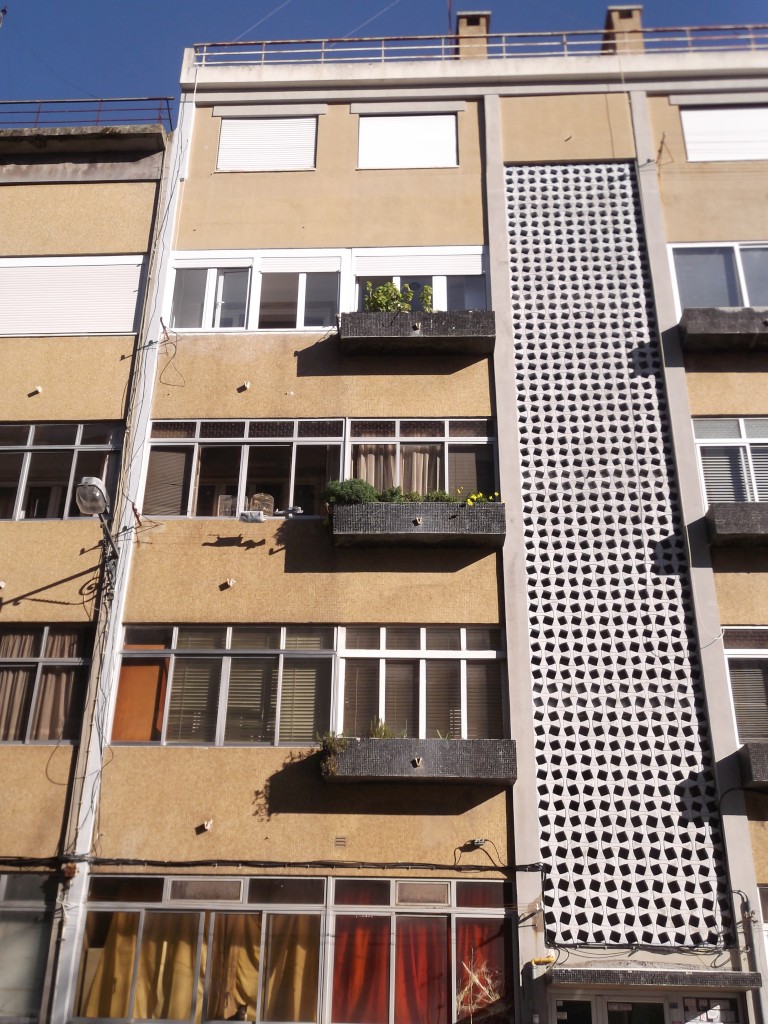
455,918 -> 506,1021
332,915 -> 390,1024
394,916 -> 449,1024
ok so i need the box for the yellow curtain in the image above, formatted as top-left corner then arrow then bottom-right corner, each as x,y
80,912 -> 139,1018
133,911 -> 199,1020
263,914 -> 320,1023
207,914 -> 262,1021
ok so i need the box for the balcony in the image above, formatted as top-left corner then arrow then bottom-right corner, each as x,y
739,742 -> 768,791
338,311 -> 495,356
705,502 -> 768,546
321,737 -> 517,784
679,307 -> 768,352
331,501 -> 506,548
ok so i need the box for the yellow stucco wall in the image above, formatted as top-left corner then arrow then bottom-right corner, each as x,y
747,793 -> 768,883
712,550 -> 768,624
125,520 -> 501,624
152,333 -> 492,419
96,745 -> 507,871
0,746 -> 75,857
0,521 -> 104,623
0,337 -> 134,420
685,353 -> 768,416
650,97 -> 768,243
175,104 -> 485,250
0,181 -> 158,256
500,93 -> 635,163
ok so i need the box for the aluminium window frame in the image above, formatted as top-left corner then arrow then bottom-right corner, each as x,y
0,422 -> 121,522
669,242 -> 768,318
0,873 -> 56,1023
693,417 -> 768,505
723,627 -> 768,744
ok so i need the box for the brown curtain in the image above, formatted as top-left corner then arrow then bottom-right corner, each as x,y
29,666 -> 84,740
0,667 -> 34,740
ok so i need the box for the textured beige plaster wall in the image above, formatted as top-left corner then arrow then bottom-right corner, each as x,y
0,746 -> 75,857
176,103 -> 485,250
0,181 -> 158,255
500,93 -> 635,162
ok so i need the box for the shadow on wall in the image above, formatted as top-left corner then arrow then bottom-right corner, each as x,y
294,334 -> 484,378
253,750 -> 503,820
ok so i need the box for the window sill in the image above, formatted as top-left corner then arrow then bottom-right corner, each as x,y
679,306 -> 768,351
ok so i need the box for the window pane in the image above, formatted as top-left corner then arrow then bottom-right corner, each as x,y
297,421 -> 344,438
171,268 -> 207,328
456,918 -> 507,1021
394,916 -> 449,1024
352,444 -> 396,491
346,626 -> 381,649
207,913 -> 261,1022
456,882 -> 506,908
23,451 -> 71,519
248,879 -> 324,904
195,446 -> 242,517
0,910 -> 51,1017
88,877 -> 164,902
401,444 -> 442,493
29,666 -> 87,741
741,247 -> 768,305
448,445 -> 494,497
700,446 -> 751,502
294,444 -> 341,515
249,422 -> 294,439
729,659 -> 768,741
466,662 -> 504,739
402,277 -> 432,313
169,879 -> 242,902
0,668 -> 35,741
386,627 -> 420,650
449,420 -> 493,438
400,421 -> 444,438
225,658 -> 277,743
673,247 -> 741,308
144,448 -> 192,516
466,627 -> 502,650
45,627 -> 89,658
76,910 -> 139,1018
426,661 -> 461,737
231,627 -> 281,650
3,874 -> 51,901
448,275 -> 486,311
304,273 -> 338,328
0,453 -> 22,519
284,627 -> 333,651
123,627 -> 174,650
333,915 -> 390,1024
200,422 -> 246,439
246,445 -> 292,512
133,911 -> 199,1020
166,658 -> 220,743
0,628 -> 42,658
357,277 -> 392,312
343,660 -> 379,737
80,423 -> 121,445
259,274 -> 299,329
263,914 -> 320,1023
33,424 -> 78,445
112,659 -> 169,742
0,425 -> 30,445
278,658 -> 331,743
744,418 -> 768,439
752,446 -> 768,501
693,418 -> 742,440
334,880 -> 390,906
216,270 -> 249,329
425,627 -> 461,651
152,422 -> 197,439
384,661 -> 418,737
350,421 -> 396,438
176,627 -> 227,650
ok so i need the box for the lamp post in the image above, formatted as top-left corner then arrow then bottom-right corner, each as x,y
75,476 -> 120,598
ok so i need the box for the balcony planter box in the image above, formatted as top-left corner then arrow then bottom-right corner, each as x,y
338,310 -> 495,355
331,501 -> 505,548
739,742 -> 768,790
322,737 -> 517,784
679,307 -> 768,351
705,502 -> 768,546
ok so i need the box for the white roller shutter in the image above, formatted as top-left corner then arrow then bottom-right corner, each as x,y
0,257 -> 142,335
358,114 -> 457,168
353,249 -> 483,276
260,255 -> 341,272
681,107 -> 768,161
729,660 -> 768,741
700,446 -> 751,502
217,117 -> 317,171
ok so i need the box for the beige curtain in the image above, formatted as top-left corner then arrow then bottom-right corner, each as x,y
401,444 -> 441,494
207,914 -> 262,1021
263,914 -> 320,1023
352,445 -> 396,490
0,667 -> 34,740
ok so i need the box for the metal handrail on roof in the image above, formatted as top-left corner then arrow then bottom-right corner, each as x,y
0,98 -> 174,132
192,24 -> 768,67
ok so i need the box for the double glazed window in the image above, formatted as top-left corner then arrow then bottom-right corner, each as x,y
350,419 -> 495,496
113,625 -> 506,745
672,244 -> 768,309
724,628 -> 768,743
141,419 -> 496,518
74,875 -> 510,1024
694,418 -> 768,503
0,626 -> 91,743
340,626 -> 504,739
170,267 -> 339,330
113,626 -> 333,746
0,422 -> 120,521
0,874 -> 54,1021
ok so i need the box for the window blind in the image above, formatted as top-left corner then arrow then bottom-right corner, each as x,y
143,449 -> 191,516
681,107 -> 768,161
729,660 -> 768,741
358,114 -> 457,169
166,658 -> 220,743
384,662 -> 418,736
466,663 -> 503,739
279,659 -> 331,743
700,447 -> 750,502
425,661 -> 461,738
225,658 -> 277,743
343,660 -> 379,737
217,118 -> 317,171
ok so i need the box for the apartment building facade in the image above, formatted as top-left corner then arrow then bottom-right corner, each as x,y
2,8 -> 768,1024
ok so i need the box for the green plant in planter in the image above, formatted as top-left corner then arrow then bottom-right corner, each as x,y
369,717 -> 407,739
364,280 -> 433,313
378,485 -> 423,503
425,489 -> 461,503
318,732 -> 348,777
323,478 -> 379,506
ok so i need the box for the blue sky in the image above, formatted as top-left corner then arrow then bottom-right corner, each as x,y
0,0 -> 765,109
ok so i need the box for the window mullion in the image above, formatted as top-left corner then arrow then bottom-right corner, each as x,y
296,273 -> 308,329
460,660 -> 468,739
255,913 -> 268,1021
334,657 -> 345,734
188,444 -> 200,516
202,269 -> 217,329
746,444 -> 760,503
14,450 -> 31,520
274,652 -> 284,745
388,913 -> 397,1024
160,654 -> 175,744
378,658 -> 386,724
217,657 -> 231,746
237,446 -> 249,515
24,662 -> 45,742
418,659 -> 426,739
126,909 -> 145,1020
288,444 -> 298,509
734,247 -> 751,306
432,275 -> 447,311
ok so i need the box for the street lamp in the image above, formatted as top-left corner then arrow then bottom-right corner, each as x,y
75,477 -> 120,594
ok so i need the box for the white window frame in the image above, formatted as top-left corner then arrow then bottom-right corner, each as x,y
357,113 -> 459,169
723,627 -> 768,744
216,115 -> 319,172
693,417 -> 768,505
681,106 -> 768,162
0,873 -> 55,1023
669,242 -> 768,317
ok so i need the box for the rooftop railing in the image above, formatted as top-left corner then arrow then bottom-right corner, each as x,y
192,24 -> 768,67
0,98 -> 174,132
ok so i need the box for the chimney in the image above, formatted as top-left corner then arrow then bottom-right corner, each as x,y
456,11 -> 491,60
602,5 -> 644,53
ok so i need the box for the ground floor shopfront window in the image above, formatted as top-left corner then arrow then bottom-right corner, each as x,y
73,876 -> 511,1023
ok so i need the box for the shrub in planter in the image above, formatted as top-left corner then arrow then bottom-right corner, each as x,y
322,478 -> 379,506
363,280 -> 433,313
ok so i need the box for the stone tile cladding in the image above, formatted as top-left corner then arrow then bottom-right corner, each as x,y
506,162 -> 729,946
